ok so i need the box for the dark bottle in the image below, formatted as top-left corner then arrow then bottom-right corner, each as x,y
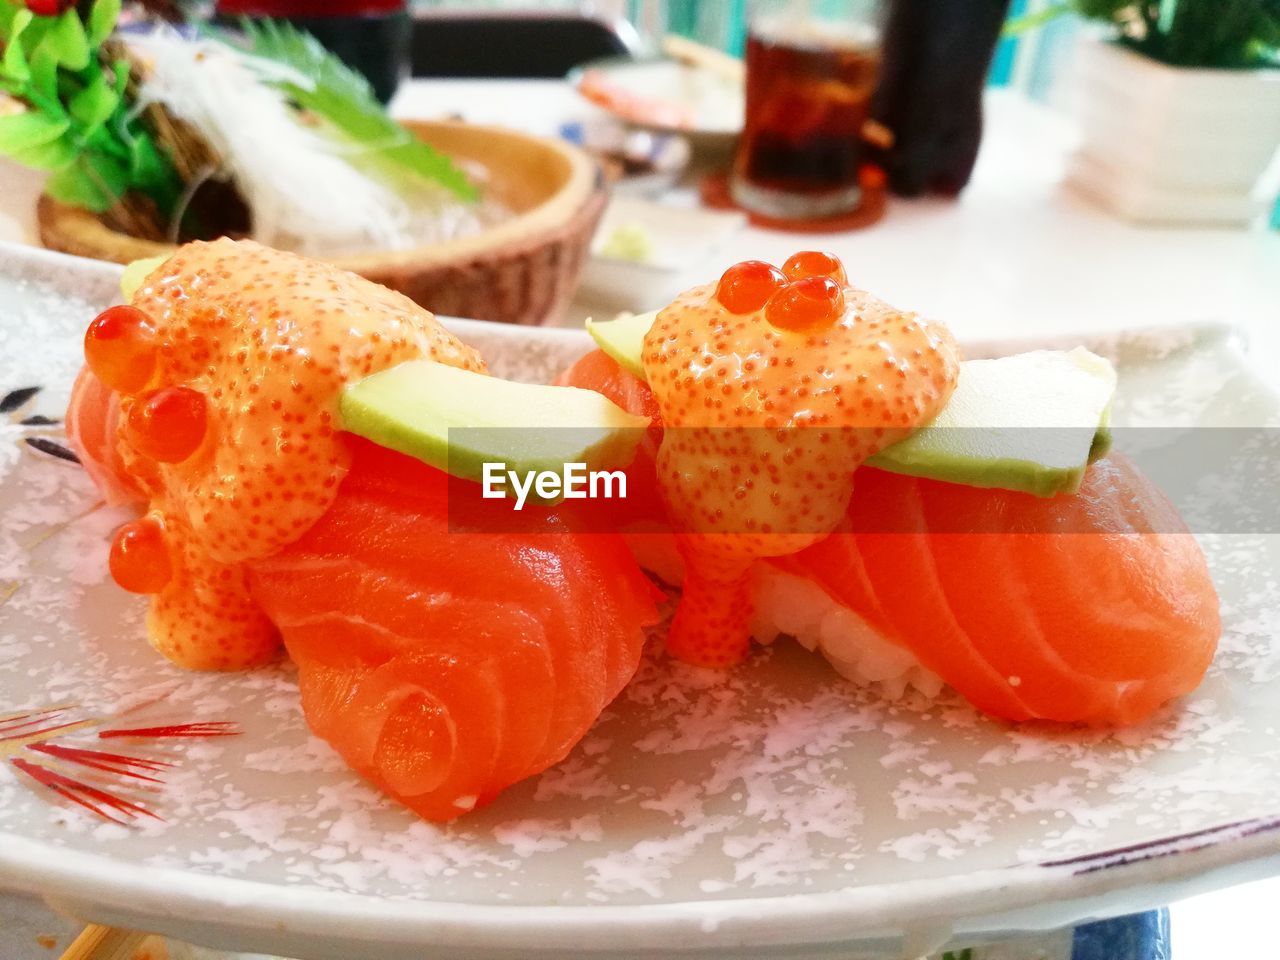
871,0 -> 1013,197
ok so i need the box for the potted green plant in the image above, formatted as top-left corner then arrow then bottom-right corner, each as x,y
1010,0 -> 1280,224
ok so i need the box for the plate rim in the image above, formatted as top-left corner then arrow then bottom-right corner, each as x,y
4,817 -> 1280,953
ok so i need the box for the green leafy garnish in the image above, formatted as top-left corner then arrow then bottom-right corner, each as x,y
1005,0 -> 1279,69
87,0 -> 120,47
0,2 -> 478,228
0,0 -> 182,216
229,18 -> 478,203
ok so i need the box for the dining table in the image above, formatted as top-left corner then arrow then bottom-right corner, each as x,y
1,75 -> 1279,960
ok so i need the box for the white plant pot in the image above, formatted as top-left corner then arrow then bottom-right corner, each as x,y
1065,34 -> 1280,225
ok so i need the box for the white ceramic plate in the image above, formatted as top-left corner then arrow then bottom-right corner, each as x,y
571,57 -> 744,151
581,197 -> 746,312
2,243 -> 1280,960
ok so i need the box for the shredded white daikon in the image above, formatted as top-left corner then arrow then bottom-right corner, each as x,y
126,29 -> 505,257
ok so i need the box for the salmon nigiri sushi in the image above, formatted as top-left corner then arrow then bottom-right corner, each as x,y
767,459 -> 1220,727
557,251 -> 1221,728
67,239 -> 659,820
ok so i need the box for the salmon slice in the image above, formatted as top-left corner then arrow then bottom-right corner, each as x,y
554,348 -> 661,422
787,459 -> 1220,726
64,365 -> 144,506
555,349 -> 667,528
555,351 -> 1220,726
248,437 -> 660,820
263,577 -> 554,800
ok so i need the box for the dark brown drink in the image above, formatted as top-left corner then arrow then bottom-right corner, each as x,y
731,18 -> 881,219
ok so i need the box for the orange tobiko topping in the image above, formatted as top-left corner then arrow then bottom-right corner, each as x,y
125,386 -> 208,463
781,250 -> 848,285
110,516 -> 172,594
641,252 -> 961,669
715,260 -> 786,314
84,305 -> 159,395
90,238 -> 485,671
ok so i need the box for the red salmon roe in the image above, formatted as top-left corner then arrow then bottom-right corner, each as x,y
781,251 -> 848,285
715,260 -> 785,314
126,386 -> 208,463
106,238 -> 485,671
109,516 -> 172,594
84,305 -> 159,394
765,277 -> 846,332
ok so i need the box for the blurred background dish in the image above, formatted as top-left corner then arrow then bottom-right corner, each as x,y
560,118 -> 692,196
577,193 -> 745,311
37,119 -> 604,325
571,54 -> 744,153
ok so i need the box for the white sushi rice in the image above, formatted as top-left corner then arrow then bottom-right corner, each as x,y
625,531 -> 944,699
749,565 -> 945,700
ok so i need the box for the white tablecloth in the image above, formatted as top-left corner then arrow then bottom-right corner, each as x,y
389,82 -> 1280,360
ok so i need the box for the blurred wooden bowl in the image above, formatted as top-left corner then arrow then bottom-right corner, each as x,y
36,120 -> 606,326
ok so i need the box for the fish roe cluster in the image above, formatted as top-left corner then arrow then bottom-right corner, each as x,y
641,252 -> 960,667
90,239 -> 484,670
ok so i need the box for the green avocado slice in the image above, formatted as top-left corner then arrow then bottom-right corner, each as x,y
340,360 -> 650,502
581,312 -> 1116,498
866,348 -> 1117,497
586,310 -> 657,379
120,255 -> 171,301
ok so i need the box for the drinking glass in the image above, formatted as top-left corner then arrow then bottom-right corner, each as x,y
730,0 -> 883,219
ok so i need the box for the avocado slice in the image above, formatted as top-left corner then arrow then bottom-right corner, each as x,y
866,348 -> 1116,497
586,311 -> 657,379
340,360 -> 650,501
121,255 -> 171,301
580,311 -> 1115,496
1090,407 -> 1114,463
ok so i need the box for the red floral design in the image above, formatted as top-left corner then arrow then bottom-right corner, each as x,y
1,704 -> 241,824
